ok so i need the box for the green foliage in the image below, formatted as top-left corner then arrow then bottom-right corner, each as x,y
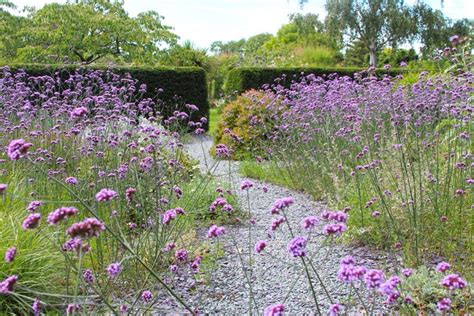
399,267 -> 474,313
413,2 -> 472,57
214,90 -> 280,159
379,48 -> 418,67
4,63 -> 209,128
325,0 -> 417,66
0,0 -> 178,64
225,66 -> 406,95
160,41 -> 210,70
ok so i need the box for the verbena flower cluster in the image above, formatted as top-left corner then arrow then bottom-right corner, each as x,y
0,66 -> 212,314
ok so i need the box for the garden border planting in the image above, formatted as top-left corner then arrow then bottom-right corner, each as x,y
225,66 -> 407,95
3,64 -> 210,130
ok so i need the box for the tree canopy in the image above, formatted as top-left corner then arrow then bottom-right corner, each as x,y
1,0 -> 178,64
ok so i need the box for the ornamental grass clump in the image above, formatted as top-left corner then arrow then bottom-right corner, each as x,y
0,66 -> 223,314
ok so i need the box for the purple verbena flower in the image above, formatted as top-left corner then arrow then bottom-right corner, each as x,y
95,188 -> 118,202
207,224 -> 225,238
329,303 -> 343,316
47,207 -> 79,225
364,269 -> 385,289
323,223 -> 347,235
440,274 -> 467,290
240,180 -> 254,190
255,240 -> 267,254
437,297 -> 452,312
83,269 -> 95,284
7,139 -> 33,160
270,197 -> 294,214
27,201 -> 43,212
141,290 -> 153,303
301,216 -> 319,230
0,275 -> 18,294
66,218 -> 105,238
32,297 -> 41,315
264,303 -> 285,316
287,236 -> 307,257
65,177 -> 78,185
4,246 -> 16,263
175,249 -> 188,262
436,262 -> 451,273
106,262 -> 122,278
22,213 -> 41,230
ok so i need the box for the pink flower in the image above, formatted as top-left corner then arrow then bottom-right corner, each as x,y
67,218 -> 105,238
106,262 -> 122,278
301,216 -> 318,230
32,297 -> 41,315
27,201 -> 43,212
4,246 -> 16,263
70,106 -> 88,118
436,262 -> 451,273
47,207 -> 79,225
323,223 -> 347,235
437,297 -> 451,312
264,303 -> 285,316
287,236 -> 307,257
440,274 -> 467,290
141,290 -> 153,303
22,213 -> 41,230
270,197 -> 294,214
175,249 -> 188,262
65,177 -> 78,185
95,188 -> 118,202
207,224 -> 225,238
240,180 -> 254,190
7,139 -> 33,160
364,269 -> 385,289
255,240 -> 267,253
125,187 -> 136,202
0,184 -> 7,193
0,275 -> 18,294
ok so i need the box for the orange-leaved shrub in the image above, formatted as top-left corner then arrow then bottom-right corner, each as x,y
213,89 -> 281,160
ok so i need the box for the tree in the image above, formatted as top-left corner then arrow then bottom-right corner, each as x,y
6,0 -> 178,64
0,0 -> 16,9
325,0 -> 416,66
414,2 -> 472,56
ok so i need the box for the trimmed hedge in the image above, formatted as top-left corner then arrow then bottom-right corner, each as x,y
225,66 -> 407,95
3,64 -> 209,129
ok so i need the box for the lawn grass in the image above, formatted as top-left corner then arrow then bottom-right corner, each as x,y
208,107 -> 221,137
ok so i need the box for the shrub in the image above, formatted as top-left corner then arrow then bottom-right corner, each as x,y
224,66 -> 407,95
213,89 -> 281,160
3,63 -> 210,129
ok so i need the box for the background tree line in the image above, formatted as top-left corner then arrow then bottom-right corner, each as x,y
0,0 -> 472,99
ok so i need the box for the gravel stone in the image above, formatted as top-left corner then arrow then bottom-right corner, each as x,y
154,135 -> 400,314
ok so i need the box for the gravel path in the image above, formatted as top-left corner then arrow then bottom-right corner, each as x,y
165,135 -> 400,314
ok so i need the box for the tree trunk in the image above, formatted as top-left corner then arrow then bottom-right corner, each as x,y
369,42 -> 377,67
369,45 -> 377,67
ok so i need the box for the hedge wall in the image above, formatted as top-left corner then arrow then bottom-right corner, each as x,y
3,64 -> 209,130
225,66 -> 407,95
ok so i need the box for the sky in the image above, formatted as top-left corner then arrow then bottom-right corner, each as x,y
9,0 -> 474,49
